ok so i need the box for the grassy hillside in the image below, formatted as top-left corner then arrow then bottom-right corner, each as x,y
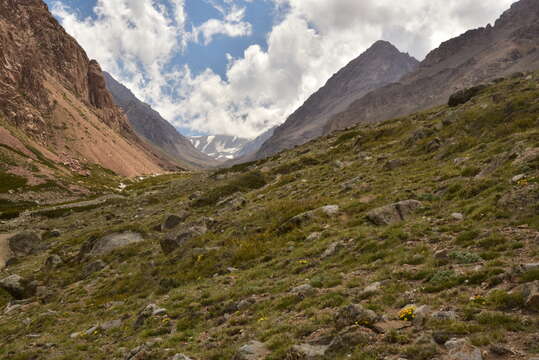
0,72 -> 538,360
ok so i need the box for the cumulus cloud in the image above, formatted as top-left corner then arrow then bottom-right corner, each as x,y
52,0 -> 515,138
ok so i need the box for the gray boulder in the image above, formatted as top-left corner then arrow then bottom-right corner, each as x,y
336,304 -> 378,329
0,274 -> 36,299
366,200 -> 423,226
44,254 -> 63,269
162,211 -> 190,231
8,232 -> 46,257
443,338 -> 482,360
289,344 -> 328,358
80,232 -> 144,258
234,340 -> 270,360
160,225 -> 207,255
290,284 -> 316,298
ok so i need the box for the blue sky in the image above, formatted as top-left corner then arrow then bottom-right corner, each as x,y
45,0 -> 515,138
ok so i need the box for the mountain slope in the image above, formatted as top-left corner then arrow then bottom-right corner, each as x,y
325,0 -> 539,133
255,41 -> 419,159
1,71 -> 538,359
188,135 -> 250,161
0,0 -> 173,180
103,73 -> 218,169
236,126 -> 277,159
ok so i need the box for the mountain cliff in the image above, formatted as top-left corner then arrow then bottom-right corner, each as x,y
324,0 -> 539,133
0,0 -> 173,181
255,41 -> 419,159
103,72 -> 218,169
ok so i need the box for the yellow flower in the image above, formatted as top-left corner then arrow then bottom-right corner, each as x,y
257,317 -> 268,322
298,260 -> 308,265
399,306 -> 416,321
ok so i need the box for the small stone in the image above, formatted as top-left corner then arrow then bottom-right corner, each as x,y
162,212 -> 189,231
431,311 -> 458,321
291,284 -> 316,298
43,229 -> 61,240
171,354 -> 193,360
306,232 -> 322,241
320,205 -> 339,216
0,274 -> 36,299
321,242 -> 343,258
451,213 -> 464,221
101,319 -> 122,330
360,281 -> 382,296
336,304 -> 378,329
44,254 -> 63,269
412,305 -> 431,326
511,174 -> 526,183
435,249 -> 450,259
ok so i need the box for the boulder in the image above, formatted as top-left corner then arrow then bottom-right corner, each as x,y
366,200 -> 423,226
522,281 -> 539,311
234,340 -> 270,360
160,225 -> 207,255
432,311 -> 458,321
321,242 -> 343,258
336,304 -> 378,329
289,344 -> 328,359
306,232 -> 322,241
162,211 -> 189,231
0,274 -> 36,299
80,232 -> 144,258
443,338 -> 482,360
125,345 -> 150,360
291,284 -> 316,298
134,303 -> 167,329
8,231 -> 46,257
327,326 -> 376,352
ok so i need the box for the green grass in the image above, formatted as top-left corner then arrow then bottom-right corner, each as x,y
0,171 -> 28,193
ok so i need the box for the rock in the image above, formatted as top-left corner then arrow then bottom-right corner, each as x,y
35,286 -> 54,303
426,138 -> 442,152
7,232 -> 46,257
321,242 -> 343,258
341,177 -> 362,191
359,282 -> 382,297
522,263 -> 539,272
289,344 -> 328,358
43,254 -> 63,269
0,274 -> 36,299
306,232 -> 322,241
511,174 -> 526,183
444,338 -> 482,360
435,249 -> 450,260
83,260 -> 106,276
384,159 -> 405,171
160,225 -> 207,255
134,304 -> 167,329
217,193 -> 247,210
406,127 -> 432,145
125,345 -> 150,360
80,232 -> 144,258
320,205 -> 339,216
327,326 -> 376,352
336,304 -> 378,329
171,354 -> 193,360
448,86 -> 485,107
522,281 -> 539,311
489,345 -> 513,356
451,213 -> 464,221
513,147 -> 539,166
162,211 -> 189,231
432,311 -> 458,321
371,320 -> 411,334
43,229 -> 61,240
101,319 -> 122,330
234,340 -> 270,360
412,305 -> 431,326
291,284 -> 316,298
189,191 -> 203,200
366,200 -> 423,226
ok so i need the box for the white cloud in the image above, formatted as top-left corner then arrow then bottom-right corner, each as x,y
52,0 -> 515,139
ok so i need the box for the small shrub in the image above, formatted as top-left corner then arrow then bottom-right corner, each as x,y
449,251 -> 483,264
487,290 -> 525,310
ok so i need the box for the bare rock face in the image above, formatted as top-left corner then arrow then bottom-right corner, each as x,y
0,0 -> 170,177
324,0 -> 539,134
256,41 -> 419,159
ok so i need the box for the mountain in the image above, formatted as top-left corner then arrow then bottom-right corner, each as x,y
236,126 -> 277,159
324,0 -> 539,133
255,41 -> 419,159
2,69 -> 539,358
103,72 -> 218,169
188,135 -> 251,161
0,0 -> 174,183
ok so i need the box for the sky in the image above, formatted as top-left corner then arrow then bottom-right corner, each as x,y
44,0 -> 515,139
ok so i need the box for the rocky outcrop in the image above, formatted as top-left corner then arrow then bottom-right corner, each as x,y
366,200 -> 423,225
0,0 -> 171,177
324,0 -> 539,134
79,232 -> 145,259
255,41 -> 418,159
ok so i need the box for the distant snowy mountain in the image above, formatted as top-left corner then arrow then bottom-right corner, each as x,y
189,127 -> 278,161
188,135 -> 250,161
